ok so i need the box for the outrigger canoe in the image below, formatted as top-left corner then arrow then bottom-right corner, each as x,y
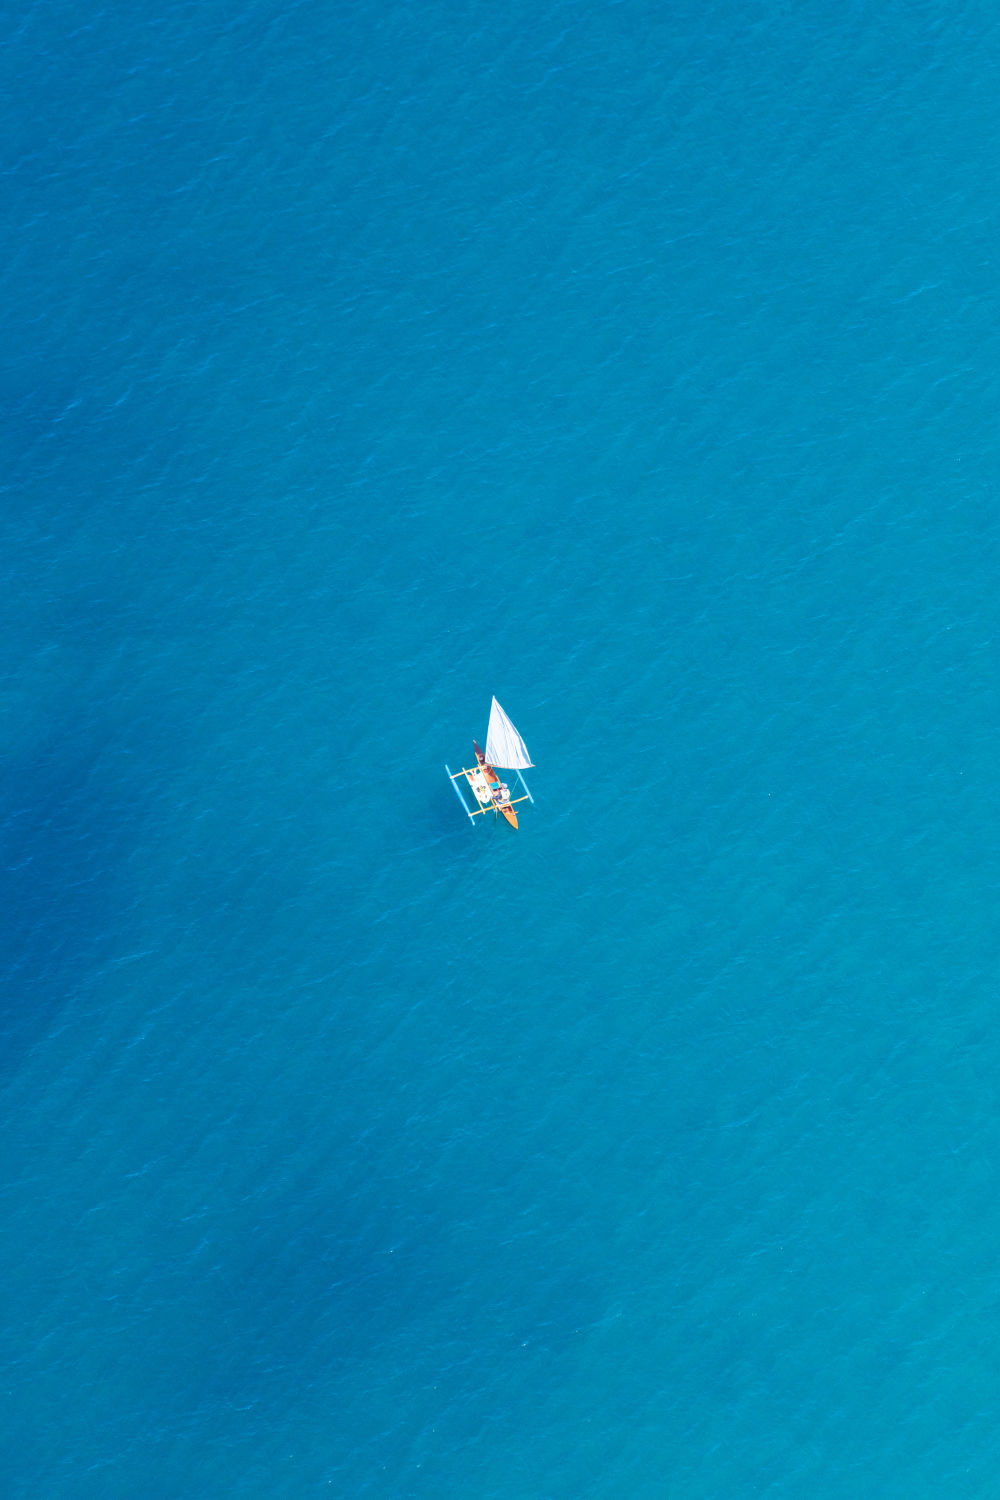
445,698 -> 534,830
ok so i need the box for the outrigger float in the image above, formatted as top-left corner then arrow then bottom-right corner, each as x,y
446,697 -> 534,830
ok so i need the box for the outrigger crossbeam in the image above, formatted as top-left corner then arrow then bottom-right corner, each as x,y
445,764 -> 533,823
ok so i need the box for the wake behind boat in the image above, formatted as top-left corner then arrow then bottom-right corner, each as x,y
445,698 -> 534,829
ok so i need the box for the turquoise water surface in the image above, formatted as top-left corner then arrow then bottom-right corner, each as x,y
4,2 -> 1000,1495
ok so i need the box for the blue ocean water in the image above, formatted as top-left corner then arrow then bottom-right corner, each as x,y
4,0 -> 1000,1493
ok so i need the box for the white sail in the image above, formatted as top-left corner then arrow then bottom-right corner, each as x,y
484,697 -> 533,769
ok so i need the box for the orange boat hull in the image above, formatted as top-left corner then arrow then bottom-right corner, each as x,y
473,741 -> 518,829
